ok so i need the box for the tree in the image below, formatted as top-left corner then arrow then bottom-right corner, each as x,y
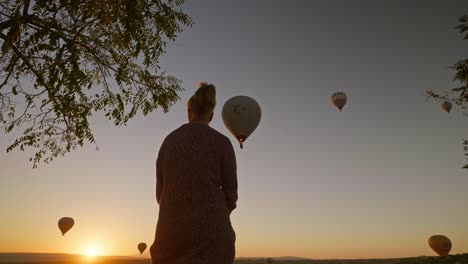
427,15 -> 468,169
0,0 -> 192,167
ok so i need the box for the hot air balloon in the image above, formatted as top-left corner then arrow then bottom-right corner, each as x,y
222,96 -> 261,149
441,101 -> 452,113
138,243 -> 147,255
330,92 -> 347,111
58,217 -> 74,236
428,235 -> 452,256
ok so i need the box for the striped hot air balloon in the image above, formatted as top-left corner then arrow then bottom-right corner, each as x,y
330,92 -> 347,111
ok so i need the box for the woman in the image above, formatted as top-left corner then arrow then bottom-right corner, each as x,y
150,82 -> 238,264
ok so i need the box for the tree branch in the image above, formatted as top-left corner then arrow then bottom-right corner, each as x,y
22,0 -> 30,17
0,31 -> 72,133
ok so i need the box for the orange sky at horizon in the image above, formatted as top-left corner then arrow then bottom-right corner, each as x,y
2,199 -> 468,259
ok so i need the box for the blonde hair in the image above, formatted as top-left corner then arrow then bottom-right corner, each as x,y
188,82 -> 216,115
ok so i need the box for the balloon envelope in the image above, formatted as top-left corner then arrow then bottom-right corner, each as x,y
330,92 -> 347,111
58,217 -> 74,236
222,96 -> 261,148
441,101 -> 452,113
138,243 -> 147,254
428,235 -> 452,256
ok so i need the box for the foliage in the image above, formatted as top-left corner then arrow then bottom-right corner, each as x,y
427,15 -> 468,169
0,0 -> 192,167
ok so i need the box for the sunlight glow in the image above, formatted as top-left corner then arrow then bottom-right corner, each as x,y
84,247 -> 99,257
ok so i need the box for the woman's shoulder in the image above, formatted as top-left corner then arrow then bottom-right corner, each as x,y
158,124 -> 187,146
205,125 -> 232,143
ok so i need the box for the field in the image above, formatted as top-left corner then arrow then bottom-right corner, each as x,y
1,253 -> 468,264
235,255 -> 468,264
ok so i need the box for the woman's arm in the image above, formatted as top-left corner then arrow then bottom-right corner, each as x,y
222,139 -> 238,213
156,146 -> 164,204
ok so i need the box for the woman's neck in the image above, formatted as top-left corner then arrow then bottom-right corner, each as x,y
189,119 -> 210,125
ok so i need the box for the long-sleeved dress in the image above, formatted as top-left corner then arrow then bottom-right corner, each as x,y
150,123 -> 238,264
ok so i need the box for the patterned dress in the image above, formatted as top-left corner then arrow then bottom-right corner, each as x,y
150,123 -> 238,264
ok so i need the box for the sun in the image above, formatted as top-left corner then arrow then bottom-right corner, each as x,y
84,247 -> 99,257
80,240 -> 105,259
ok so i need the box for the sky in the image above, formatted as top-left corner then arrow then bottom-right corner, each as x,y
1,0 -> 468,260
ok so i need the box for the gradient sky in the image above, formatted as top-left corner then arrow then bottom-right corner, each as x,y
1,0 -> 468,260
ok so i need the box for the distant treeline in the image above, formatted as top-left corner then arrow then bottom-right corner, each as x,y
234,254 -> 468,264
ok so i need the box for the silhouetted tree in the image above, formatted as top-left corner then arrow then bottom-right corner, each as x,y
427,15 -> 468,169
0,0 -> 192,167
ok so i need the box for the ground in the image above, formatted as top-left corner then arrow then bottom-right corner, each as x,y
1,253 -> 468,264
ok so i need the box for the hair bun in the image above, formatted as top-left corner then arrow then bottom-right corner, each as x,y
188,82 -> 217,114
196,82 -> 216,107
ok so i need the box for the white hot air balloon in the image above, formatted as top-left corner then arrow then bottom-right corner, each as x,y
330,92 -> 347,111
441,101 -> 452,113
222,96 -> 261,149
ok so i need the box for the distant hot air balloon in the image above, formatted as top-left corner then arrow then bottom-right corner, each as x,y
222,96 -> 261,149
428,235 -> 452,256
138,243 -> 147,255
441,101 -> 452,113
58,217 -> 74,236
330,92 -> 347,111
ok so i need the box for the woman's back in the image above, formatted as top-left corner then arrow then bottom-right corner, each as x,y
151,122 -> 237,264
158,123 -> 233,210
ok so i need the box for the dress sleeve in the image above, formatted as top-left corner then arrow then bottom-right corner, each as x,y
222,139 -> 238,213
156,144 -> 164,204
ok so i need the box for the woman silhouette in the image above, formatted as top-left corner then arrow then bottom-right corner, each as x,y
150,83 -> 238,264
